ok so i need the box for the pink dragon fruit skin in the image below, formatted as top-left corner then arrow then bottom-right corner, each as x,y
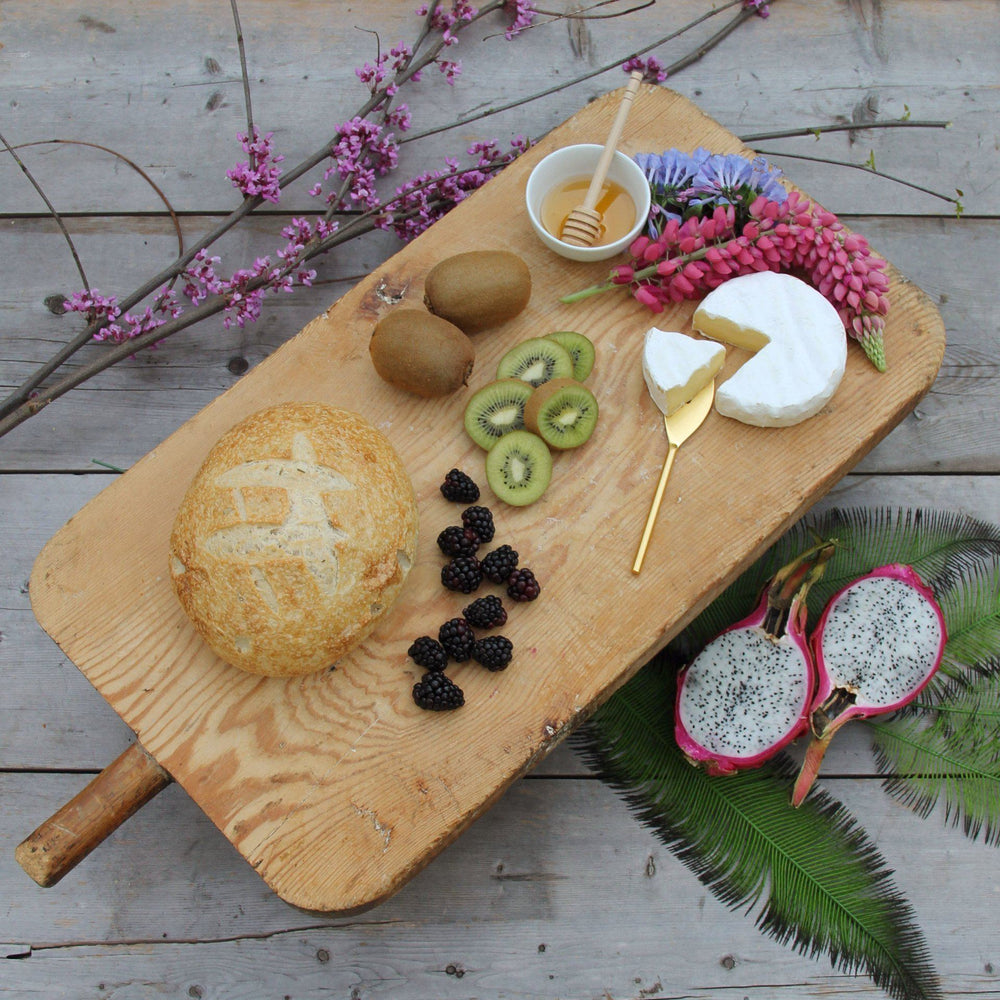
791,562 -> 947,806
674,542 -> 833,776
674,589 -> 815,775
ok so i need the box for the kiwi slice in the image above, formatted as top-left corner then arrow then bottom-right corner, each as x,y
464,378 -> 534,450
545,330 -> 595,381
485,430 -> 553,507
496,337 -> 574,388
524,377 -> 599,450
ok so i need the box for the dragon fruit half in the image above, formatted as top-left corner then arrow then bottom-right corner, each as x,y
675,543 -> 834,775
791,562 -> 947,806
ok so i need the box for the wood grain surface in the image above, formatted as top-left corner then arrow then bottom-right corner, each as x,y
4,1 -> 997,996
26,88 -> 944,912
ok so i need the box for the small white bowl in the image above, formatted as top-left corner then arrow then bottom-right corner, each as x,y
525,143 -> 651,262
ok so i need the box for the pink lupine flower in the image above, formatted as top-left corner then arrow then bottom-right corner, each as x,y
598,182 -> 890,369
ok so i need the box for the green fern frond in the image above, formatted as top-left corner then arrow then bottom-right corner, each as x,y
810,507 -> 1000,593
573,658 -> 942,1000
925,665 -> 1000,739
675,507 -> 1000,654
872,669 -> 1000,845
579,506 -> 999,998
935,556 -> 1000,683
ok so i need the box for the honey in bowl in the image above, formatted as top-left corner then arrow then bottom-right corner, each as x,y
540,176 -> 637,247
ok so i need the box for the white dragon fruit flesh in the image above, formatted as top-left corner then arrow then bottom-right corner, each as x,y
674,544 -> 833,775
791,562 -> 947,806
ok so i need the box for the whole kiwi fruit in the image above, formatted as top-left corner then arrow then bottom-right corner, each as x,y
370,308 -> 475,398
424,250 -> 531,334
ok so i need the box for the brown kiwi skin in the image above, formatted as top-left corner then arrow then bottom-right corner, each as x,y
423,250 -> 531,334
523,378 -> 597,449
370,308 -> 475,398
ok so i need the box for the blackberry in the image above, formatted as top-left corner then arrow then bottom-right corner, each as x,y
507,566 -> 541,602
438,617 -> 476,661
441,555 -> 483,594
440,468 -> 480,504
481,544 -> 519,584
473,635 -> 514,672
461,505 -> 495,543
412,671 -> 465,711
407,636 -> 448,672
462,594 -> 508,630
437,525 -> 481,558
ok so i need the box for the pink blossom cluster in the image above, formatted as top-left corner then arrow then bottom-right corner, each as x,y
181,227 -> 319,331
225,126 -> 284,204
70,4 -> 538,348
743,0 -> 770,16
379,135 -> 529,240
277,216 -> 333,277
356,43 -> 416,96
623,56 -> 668,84
323,110 -> 413,210
63,288 -> 181,345
417,1 -> 478,37
502,0 -> 536,39
176,249 -> 273,331
68,215 -> 327,344
610,191 -> 890,369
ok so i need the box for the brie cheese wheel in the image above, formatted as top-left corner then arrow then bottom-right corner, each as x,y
693,271 -> 847,428
642,328 -> 726,416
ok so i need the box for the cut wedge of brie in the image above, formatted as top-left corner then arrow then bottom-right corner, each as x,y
693,271 -> 847,428
642,328 -> 726,416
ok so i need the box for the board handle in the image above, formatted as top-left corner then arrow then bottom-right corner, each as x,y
15,742 -> 172,887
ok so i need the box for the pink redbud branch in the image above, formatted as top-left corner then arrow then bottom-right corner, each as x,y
0,5 -> 469,419
0,162 -> 511,437
0,0 -> 770,433
402,0 -> 754,147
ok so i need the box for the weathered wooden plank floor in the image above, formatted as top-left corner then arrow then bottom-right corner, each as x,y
2,1 -> 999,997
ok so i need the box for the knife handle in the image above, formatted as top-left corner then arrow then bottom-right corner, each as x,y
632,441 -> 679,573
15,742 -> 172,887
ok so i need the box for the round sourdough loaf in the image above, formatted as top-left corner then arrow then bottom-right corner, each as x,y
169,402 -> 418,676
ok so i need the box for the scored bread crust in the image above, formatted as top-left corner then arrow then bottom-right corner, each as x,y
169,402 -> 418,676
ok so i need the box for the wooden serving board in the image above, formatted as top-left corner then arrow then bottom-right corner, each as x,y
24,87 -> 944,911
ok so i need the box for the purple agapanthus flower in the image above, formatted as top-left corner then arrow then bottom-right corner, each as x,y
687,150 -> 785,210
635,147 -> 786,236
634,148 -> 706,234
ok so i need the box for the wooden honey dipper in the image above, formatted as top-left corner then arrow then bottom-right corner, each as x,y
559,70 -> 644,247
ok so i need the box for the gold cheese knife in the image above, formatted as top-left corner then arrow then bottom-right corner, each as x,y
632,380 -> 715,573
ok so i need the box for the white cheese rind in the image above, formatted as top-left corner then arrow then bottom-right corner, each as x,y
641,328 -> 726,416
693,271 -> 847,428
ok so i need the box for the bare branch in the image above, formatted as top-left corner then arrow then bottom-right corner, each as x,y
753,147 -> 962,205
741,120 -> 952,143
0,130 -> 90,293
229,0 -> 257,159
